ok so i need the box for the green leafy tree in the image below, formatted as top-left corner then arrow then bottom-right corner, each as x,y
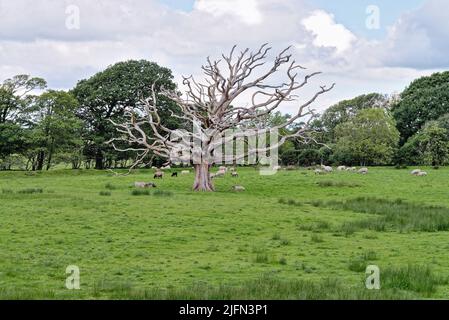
321,93 -> 388,141
27,91 -> 82,170
334,108 -> 400,166
72,60 -> 177,169
401,121 -> 449,166
0,74 -> 47,124
392,72 -> 449,144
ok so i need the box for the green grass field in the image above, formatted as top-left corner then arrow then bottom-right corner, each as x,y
1,167 -> 449,299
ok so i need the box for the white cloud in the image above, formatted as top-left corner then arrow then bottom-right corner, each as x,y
302,10 -> 356,54
0,0 -> 447,112
378,0 -> 449,69
194,0 -> 262,25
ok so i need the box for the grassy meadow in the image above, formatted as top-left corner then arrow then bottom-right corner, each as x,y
1,167 -> 449,299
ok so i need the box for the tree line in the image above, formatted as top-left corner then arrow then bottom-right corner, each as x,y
1,59 -> 448,171
279,72 -> 449,168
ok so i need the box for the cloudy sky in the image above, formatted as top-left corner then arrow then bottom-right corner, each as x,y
0,0 -> 448,113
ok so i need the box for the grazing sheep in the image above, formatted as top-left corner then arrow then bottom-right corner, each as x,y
181,170 -> 190,175
171,172 -> 178,177
232,185 -> 245,192
411,169 -> 422,176
323,166 -> 333,173
358,168 -> 369,175
154,171 -> 164,179
346,167 -> 357,172
337,166 -> 346,171
218,166 -> 227,172
134,182 -> 157,188
229,167 -> 236,172
214,170 -> 226,177
231,172 -> 239,177
314,169 -> 324,175
417,171 -> 428,177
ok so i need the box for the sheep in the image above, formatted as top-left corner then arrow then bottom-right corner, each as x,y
346,167 -> 357,172
337,166 -> 346,171
171,172 -> 178,177
218,166 -> 227,172
134,182 -> 157,188
232,185 -> 245,192
214,170 -> 226,178
323,166 -> 333,173
314,169 -> 324,175
231,172 -> 239,177
154,171 -> 164,179
358,168 -> 369,175
181,170 -> 190,175
411,169 -> 422,176
417,171 -> 428,177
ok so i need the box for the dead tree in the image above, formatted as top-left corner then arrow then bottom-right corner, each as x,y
108,44 -> 334,191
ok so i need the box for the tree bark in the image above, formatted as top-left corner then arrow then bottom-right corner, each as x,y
193,163 -> 215,192
95,149 -> 104,170
36,151 -> 45,171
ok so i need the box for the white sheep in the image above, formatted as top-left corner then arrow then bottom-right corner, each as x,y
323,166 -> 333,173
417,171 -> 428,177
411,169 -> 422,175
181,170 -> 190,175
337,166 -> 346,171
358,168 -> 369,174
232,185 -> 245,192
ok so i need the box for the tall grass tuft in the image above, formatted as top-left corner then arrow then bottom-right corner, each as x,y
278,198 -> 302,207
153,190 -> 174,197
313,197 -> 449,233
316,180 -> 361,188
89,275 -> 418,300
382,265 -> 448,296
104,183 -> 117,190
17,188 -> 43,194
131,189 -> 150,196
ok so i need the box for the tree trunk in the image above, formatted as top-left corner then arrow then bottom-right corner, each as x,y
36,151 -> 45,171
95,150 -> 104,170
193,163 -> 215,192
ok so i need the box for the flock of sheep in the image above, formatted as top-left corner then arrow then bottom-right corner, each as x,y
313,165 -> 368,175
133,164 -> 429,190
134,165 -> 245,191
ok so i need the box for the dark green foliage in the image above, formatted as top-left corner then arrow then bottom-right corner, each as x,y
392,71 -> 449,144
72,60 -> 178,170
